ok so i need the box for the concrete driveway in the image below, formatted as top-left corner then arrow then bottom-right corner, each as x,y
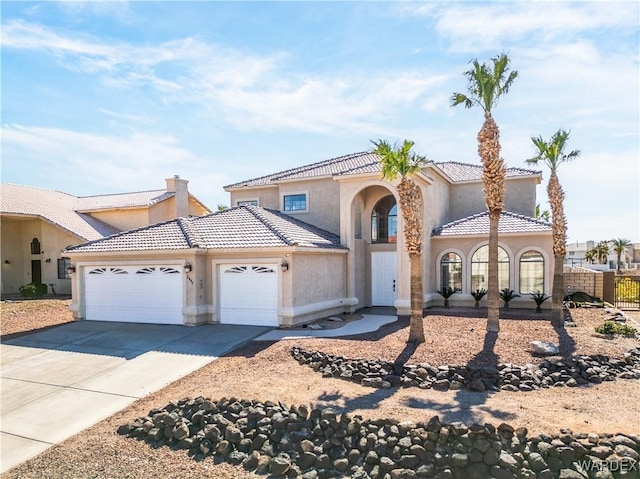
0,321 -> 270,473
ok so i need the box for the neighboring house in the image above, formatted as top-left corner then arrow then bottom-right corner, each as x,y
64,151 -> 553,327
565,241 -> 638,271
0,176 -> 210,296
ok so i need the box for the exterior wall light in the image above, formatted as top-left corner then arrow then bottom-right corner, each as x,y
184,263 -> 192,273
66,264 -> 76,274
281,261 -> 289,272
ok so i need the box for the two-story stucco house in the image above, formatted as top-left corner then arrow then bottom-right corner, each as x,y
1,176 -> 210,297
64,151 -> 553,327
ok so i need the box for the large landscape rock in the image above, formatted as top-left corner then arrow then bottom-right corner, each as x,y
530,341 -> 560,356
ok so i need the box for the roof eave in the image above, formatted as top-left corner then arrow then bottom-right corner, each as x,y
432,230 -> 552,239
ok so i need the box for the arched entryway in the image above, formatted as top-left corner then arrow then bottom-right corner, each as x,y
345,184 -> 400,309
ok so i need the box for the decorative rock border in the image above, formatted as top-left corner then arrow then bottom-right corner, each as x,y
118,397 -> 640,479
290,347 -> 640,393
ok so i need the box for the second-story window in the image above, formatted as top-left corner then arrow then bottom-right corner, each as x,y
371,195 -> 397,244
283,194 -> 307,212
31,237 -> 41,255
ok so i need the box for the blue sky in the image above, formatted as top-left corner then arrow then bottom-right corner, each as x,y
2,1 -> 638,243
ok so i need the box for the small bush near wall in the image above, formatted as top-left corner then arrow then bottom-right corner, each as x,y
18,283 -> 48,298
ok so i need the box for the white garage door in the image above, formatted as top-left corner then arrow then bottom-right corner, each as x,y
84,266 -> 184,324
219,264 -> 278,326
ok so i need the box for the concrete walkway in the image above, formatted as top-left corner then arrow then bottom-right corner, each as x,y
0,321 -> 269,474
255,313 -> 397,341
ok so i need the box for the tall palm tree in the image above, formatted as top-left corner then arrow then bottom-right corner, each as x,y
451,53 -> 518,333
611,238 -> 631,273
372,139 -> 428,344
526,129 -> 580,327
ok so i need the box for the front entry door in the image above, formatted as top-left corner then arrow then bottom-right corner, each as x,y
31,260 -> 42,284
371,251 -> 397,306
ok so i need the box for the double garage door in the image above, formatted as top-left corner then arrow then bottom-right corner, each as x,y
84,265 -> 184,324
83,263 -> 279,326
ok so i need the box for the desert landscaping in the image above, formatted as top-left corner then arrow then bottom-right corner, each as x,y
1,299 -> 639,478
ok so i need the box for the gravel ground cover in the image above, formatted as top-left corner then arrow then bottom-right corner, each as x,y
1,298 -> 73,339
1,302 -> 638,478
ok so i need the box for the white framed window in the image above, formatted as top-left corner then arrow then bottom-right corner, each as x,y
519,250 -> 545,294
282,192 -> 308,213
471,245 -> 510,291
237,199 -> 259,207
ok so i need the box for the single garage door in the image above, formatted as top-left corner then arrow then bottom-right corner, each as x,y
219,264 -> 278,326
84,265 -> 184,324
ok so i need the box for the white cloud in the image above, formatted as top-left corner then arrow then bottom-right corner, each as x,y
1,20 -> 447,134
405,2 -> 639,53
0,124 -> 228,194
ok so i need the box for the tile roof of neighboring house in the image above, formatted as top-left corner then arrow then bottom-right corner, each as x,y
225,152 -> 541,189
432,161 -> 540,182
75,190 -> 175,211
65,206 -> 345,253
1,183 -> 121,241
432,211 -> 552,237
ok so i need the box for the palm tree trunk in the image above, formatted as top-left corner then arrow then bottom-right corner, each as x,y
478,112 -> 505,332
547,171 -> 566,327
397,177 -> 426,344
408,252 -> 425,344
486,213 -> 500,331
552,253 -> 564,326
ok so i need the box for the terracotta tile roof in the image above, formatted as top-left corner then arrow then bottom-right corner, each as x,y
432,211 -> 552,237
225,152 -> 541,189
434,161 -> 540,182
1,183 -> 121,241
65,206 -> 345,253
224,151 -> 383,188
75,190 -> 174,211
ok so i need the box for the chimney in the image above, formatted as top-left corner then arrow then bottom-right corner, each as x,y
165,175 -> 189,218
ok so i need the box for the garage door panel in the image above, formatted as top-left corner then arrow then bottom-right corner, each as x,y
84,265 -> 183,324
219,264 -> 278,326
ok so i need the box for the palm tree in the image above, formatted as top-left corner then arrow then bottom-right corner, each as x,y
611,238 -> 631,273
595,240 -> 610,265
535,203 -> 551,222
372,139 -> 428,344
526,129 -> 580,327
451,53 -> 518,333
584,248 -> 597,265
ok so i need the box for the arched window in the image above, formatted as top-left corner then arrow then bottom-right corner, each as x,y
30,238 -> 41,255
371,195 -> 397,244
471,245 -> 509,291
520,250 -> 545,294
440,252 -> 462,292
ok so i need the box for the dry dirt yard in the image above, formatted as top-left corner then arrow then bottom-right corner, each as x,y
1,301 -> 639,479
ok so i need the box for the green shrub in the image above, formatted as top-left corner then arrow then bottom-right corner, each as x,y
438,286 -> 456,308
471,288 -> 487,308
530,291 -> 550,313
18,283 -> 48,298
499,288 -> 520,309
595,321 -> 636,336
